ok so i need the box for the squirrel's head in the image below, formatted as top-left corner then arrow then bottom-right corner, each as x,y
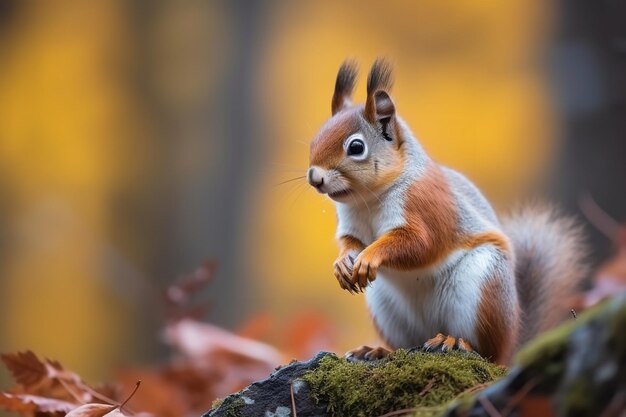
308,59 -> 405,204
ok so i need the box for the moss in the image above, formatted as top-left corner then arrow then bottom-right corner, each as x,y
514,300 -> 611,368
213,395 -> 244,417
211,398 -> 224,410
302,349 -> 507,417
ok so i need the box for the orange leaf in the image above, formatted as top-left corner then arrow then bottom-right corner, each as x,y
0,392 -> 37,415
1,351 -> 47,387
65,403 -> 117,417
0,392 -> 76,414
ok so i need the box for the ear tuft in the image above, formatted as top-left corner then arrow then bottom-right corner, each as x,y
365,58 -> 395,123
366,58 -> 394,97
331,60 -> 359,115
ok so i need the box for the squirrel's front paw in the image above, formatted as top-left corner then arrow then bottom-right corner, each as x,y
333,251 -> 359,293
352,250 -> 381,291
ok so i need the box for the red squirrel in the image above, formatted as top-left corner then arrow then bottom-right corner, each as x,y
307,59 -> 587,364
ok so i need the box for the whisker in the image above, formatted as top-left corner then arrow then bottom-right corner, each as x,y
288,181 -> 309,212
352,187 -> 372,218
361,184 -> 383,206
274,176 -> 306,186
270,162 -> 307,170
264,165 -> 307,174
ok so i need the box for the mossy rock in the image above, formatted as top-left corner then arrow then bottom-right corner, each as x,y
303,349 -> 506,417
206,349 -> 506,417
206,293 -> 626,417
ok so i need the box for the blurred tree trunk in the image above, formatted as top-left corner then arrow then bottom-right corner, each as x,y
551,0 -> 626,263
127,0 -> 271,333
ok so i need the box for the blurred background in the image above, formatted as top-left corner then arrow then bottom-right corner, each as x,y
0,0 -> 624,384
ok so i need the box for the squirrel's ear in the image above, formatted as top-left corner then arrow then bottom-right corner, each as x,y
371,90 -> 395,121
331,60 -> 358,115
364,58 -> 395,123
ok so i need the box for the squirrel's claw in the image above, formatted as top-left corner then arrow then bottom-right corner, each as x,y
423,333 -> 475,355
345,345 -> 391,362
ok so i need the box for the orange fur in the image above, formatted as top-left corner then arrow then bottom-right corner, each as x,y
461,231 -> 511,255
360,165 -> 513,274
337,235 -> 365,255
309,108 -> 360,168
364,164 -> 459,271
475,275 -> 518,364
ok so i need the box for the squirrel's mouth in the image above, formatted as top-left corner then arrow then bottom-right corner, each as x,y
328,188 -> 351,200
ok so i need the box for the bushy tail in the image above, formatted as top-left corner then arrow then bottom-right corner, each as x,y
502,205 -> 589,346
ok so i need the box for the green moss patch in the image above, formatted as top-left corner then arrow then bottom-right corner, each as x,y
302,349 -> 507,417
212,395 -> 244,417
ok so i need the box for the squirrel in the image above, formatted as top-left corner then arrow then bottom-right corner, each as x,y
306,59 -> 588,364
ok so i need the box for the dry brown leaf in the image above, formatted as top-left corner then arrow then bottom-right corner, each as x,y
0,392 -> 37,414
65,403 -> 116,417
1,351 -> 48,387
0,392 -> 76,414
163,318 -> 283,366
164,261 -> 215,320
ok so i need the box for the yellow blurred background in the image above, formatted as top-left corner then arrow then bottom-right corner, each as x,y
1,0 -> 624,384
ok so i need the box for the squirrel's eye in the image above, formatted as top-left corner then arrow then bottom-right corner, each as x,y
347,139 -> 365,156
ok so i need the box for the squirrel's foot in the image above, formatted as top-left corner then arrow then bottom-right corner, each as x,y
344,345 -> 391,362
423,333 -> 474,354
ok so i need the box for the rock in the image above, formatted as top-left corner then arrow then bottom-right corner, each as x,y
443,291 -> 626,417
205,350 -> 506,417
204,352 -> 329,417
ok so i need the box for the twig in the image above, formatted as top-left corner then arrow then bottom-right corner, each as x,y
119,381 -> 141,413
57,378 -> 87,405
460,382 -> 491,396
78,382 -> 119,406
418,378 -> 436,396
376,408 -> 418,417
478,396 -> 502,417
290,381 -> 297,417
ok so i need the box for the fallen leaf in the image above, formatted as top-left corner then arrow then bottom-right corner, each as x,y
0,392 -> 37,414
0,392 -> 76,414
1,351 -> 47,387
163,319 -> 283,366
65,403 -> 116,417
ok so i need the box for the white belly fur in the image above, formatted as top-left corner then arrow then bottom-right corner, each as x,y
365,246 -> 498,349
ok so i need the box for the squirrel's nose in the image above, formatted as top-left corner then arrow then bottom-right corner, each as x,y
307,167 -> 324,188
